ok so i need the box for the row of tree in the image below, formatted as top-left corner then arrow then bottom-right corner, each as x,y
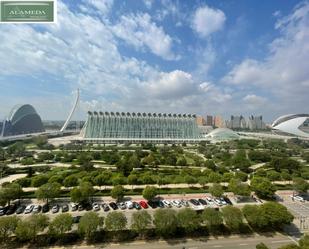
0,202 -> 293,244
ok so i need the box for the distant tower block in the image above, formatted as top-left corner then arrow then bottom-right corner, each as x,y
60,89 -> 80,132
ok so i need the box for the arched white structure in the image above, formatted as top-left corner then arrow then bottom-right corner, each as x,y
272,114 -> 309,138
60,89 -> 80,132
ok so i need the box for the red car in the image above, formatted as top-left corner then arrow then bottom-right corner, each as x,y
139,200 -> 148,209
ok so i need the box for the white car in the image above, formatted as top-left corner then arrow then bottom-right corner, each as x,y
214,198 -> 222,206
181,200 -> 189,207
24,204 -> 34,214
171,200 -> 182,208
219,197 -> 227,205
71,203 -> 78,211
125,201 -> 134,209
206,197 -> 214,205
291,195 -> 305,202
162,200 -> 172,208
32,204 -> 41,213
92,203 -> 100,211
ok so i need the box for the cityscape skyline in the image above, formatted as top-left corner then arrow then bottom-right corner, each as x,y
0,0 -> 308,122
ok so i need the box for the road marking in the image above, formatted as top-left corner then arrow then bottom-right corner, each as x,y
271,240 -> 293,243
213,245 -> 223,247
239,243 -> 248,246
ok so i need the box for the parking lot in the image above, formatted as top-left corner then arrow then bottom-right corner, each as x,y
277,191 -> 309,230
0,194 -> 233,225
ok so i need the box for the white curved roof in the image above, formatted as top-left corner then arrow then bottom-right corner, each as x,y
206,128 -> 240,140
272,114 -> 309,138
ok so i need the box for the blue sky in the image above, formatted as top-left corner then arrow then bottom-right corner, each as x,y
0,0 -> 308,123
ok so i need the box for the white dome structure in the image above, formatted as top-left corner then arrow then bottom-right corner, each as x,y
206,128 -> 240,141
272,114 -> 309,138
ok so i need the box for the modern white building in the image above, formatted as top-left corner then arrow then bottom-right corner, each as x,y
272,114 -> 309,138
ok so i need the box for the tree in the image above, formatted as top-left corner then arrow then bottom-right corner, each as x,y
209,183 -> 224,197
131,210 -> 152,235
153,209 -> 178,236
0,216 -> 20,241
293,178 -> 309,194
0,183 -> 23,206
31,175 -> 48,187
256,242 -> 270,249
105,212 -> 127,231
70,187 -> 83,203
221,206 -> 243,231
184,175 -> 197,186
70,181 -> 95,203
49,213 -> 73,237
15,214 -> 49,241
259,202 -> 293,229
142,186 -> 158,201
111,185 -> 125,201
201,208 -> 223,231
128,174 -> 138,185
177,208 -> 199,233
228,178 -> 251,197
251,177 -> 276,199
242,205 -> 268,230
36,182 -> 61,204
78,212 -> 103,241
63,175 -> 78,187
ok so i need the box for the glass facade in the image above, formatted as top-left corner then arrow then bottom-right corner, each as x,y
84,111 -> 201,141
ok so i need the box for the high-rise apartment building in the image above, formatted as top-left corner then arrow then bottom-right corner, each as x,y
229,115 -> 246,129
247,115 -> 266,130
196,116 -> 206,126
206,115 -> 213,126
214,116 -> 225,128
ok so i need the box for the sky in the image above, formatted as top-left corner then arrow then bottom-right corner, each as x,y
0,0 -> 308,123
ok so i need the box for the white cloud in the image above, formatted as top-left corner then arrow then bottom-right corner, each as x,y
145,70 -> 197,99
143,0 -> 153,9
223,2 -> 309,115
192,5 -> 226,38
243,94 -> 266,106
112,13 -> 178,60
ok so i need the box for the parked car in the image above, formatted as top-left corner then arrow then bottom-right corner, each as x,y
181,200 -> 189,207
109,202 -> 118,210
42,204 -> 49,213
78,204 -> 84,211
139,201 -> 148,209
51,204 -> 59,213
15,205 -> 26,214
292,195 -> 305,202
24,204 -> 34,214
125,201 -> 134,209
32,205 -> 42,213
171,200 -> 182,208
6,204 -> 17,215
198,199 -> 207,205
117,202 -> 126,210
133,202 -> 141,209
84,202 -> 93,211
0,206 -> 8,216
71,203 -> 78,211
102,203 -> 110,212
147,200 -> 158,208
214,198 -> 222,206
219,197 -> 227,205
162,200 -> 172,208
157,200 -> 165,208
72,216 -> 82,223
189,199 -> 200,206
92,203 -> 100,211
206,197 -> 215,205
62,204 -> 69,212
223,196 -> 232,205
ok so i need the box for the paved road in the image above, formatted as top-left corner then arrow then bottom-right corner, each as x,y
48,233 -> 296,249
